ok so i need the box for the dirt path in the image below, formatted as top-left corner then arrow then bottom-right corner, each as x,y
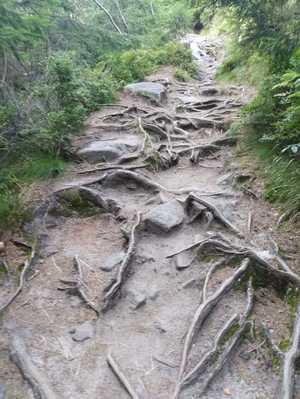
1,34 -> 300,399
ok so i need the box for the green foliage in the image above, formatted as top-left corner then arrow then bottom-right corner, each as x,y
175,68 -> 191,81
58,190 -> 99,218
203,0 -> 300,214
0,191 -> 29,232
0,0 -> 196,232
243,49 -> 300,150
105,43 -> 197,86
198,0 -> 300,71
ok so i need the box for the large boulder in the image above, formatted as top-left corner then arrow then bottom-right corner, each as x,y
125,82 -> 167,103
77,136 -> 141,163
144,200 -> 185,233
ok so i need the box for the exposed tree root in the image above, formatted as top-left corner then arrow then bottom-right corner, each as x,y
181,313 -> 239,388
198,280 -> 254,397
103,212 -> 142,311
202,257 -> 233,302
173,258 -> 251,399
259,299 -> 300,399
102,169 -> 229,196
78,186 -> 110,211
166,234 -> 223,259
0,244 -> 36,314
177,144 -> 221,157
107,352 -> 140,399
281,300 -> 300,399
196,237 -> 300,287
175,114 -> 224,129
10,335 -> 58,399
59,256 -> 99,315
77,163 -> 148,175
185,193 -> 244,238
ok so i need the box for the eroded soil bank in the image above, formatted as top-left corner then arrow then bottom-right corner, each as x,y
1,34 -> 300,399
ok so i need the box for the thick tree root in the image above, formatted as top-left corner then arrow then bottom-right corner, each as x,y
181,313 -> 240,388
77,163 -> 148,175
198,280 -> 254,397
166,235 -> 223,259
185,193 -> 244,238
102,169 -> 229,196
173,258 -> 251,399
10,335 -> 58,399
103,212 -> 141,311
59,256 -> 99,315
196,237 -> 300,287
281,301 -> 300,399
259,299 -> 300,399
107,352 -> 140,399
202,257 -> 233,302
0,245 -> 36,314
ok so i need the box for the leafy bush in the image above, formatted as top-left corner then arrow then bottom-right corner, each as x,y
0,191 -> 29,231
175,68 -> 191,81
104,43 -> 197,86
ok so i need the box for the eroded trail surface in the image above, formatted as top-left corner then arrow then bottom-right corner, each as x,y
1,35 -> 300,399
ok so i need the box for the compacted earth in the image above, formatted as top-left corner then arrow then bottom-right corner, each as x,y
1,34 -> 300,399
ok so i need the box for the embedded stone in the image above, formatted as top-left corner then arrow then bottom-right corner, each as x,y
144,200 -> 184,233
77,136 -> 141,163
125,82 -> 167,103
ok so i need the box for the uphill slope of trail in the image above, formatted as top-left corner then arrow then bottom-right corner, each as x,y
1,34 -> 300,399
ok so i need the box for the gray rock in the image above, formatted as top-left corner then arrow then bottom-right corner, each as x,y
70,321 -> 95,342
217,172 -> 235,186
144,200 -> 185,233
127,289 -> 147,310
100,252 -> 124,272
147,288 -> 160,301
125,82 -> 167,103
0,384 -> 6,399
77,136 -> 141,163
174,252 -> 194,270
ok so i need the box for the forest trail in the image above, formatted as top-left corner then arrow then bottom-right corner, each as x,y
1,34 -> 300,399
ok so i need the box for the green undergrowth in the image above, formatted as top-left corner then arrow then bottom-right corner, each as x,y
218,39 -> 300,217
0,42 -> 196,232
0,154 -> 66,230
235,128 -> 300,216
57,191 -> 100,218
